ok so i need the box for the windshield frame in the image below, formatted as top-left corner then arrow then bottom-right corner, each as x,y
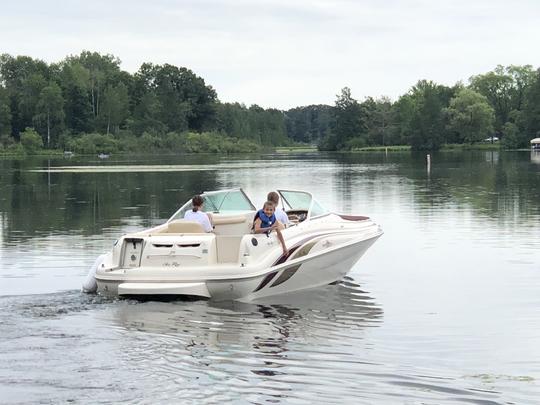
277,189 -> 329,220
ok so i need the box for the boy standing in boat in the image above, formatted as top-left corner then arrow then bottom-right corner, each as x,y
267,191 -> 289,226
253,201 -> 288,256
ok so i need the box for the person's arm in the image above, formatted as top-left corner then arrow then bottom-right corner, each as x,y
280,211 -> 289,225
206,212 -> 214,227
253,218 -> 268,234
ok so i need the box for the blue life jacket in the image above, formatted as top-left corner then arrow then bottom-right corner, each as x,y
256,209 -> 276,229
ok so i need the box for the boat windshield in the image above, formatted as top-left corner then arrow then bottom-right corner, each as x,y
278,190 -> 329,219
168,189 -> 255,221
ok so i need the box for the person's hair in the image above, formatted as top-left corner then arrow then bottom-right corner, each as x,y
263,200 -> 275,210
192,195 -> 204,212
267,191 -> 279,205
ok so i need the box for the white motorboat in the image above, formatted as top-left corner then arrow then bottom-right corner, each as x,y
92,189 -> 383,301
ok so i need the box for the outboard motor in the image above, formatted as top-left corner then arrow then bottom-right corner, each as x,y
82,254 -> 106,293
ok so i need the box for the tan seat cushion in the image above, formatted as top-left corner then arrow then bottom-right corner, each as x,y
213,215 -> 249,225
165,220 -> 205,234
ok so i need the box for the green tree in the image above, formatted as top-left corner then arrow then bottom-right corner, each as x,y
0,86 -> 11,137
0,54 -> 50,137
33,82 -> 64,147
506,65 -> 536,110
322,87 -> 367,150
215,102 -> 288,146
363,96 -> 397,146
469,69 -> 512,131
398,80 -> 455,150
65,51 -> 122,120
58,62 -> 93,133
500,122 -> 520,149
216,103 -> 249,139
245,105 -> 287,146
469,65 -> 535,134
19,127 -> 43,153
285,105 -> 333,144
445,88 -> 494,144
523,68 -> 540,141
101,83 -> 129,134
65,133 -> 118,154
17,73 -> 47,137
133,63 -> 217,132
130,91 -> 166,135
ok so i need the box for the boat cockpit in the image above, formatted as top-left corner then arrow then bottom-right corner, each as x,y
121,189 -> 328,265
166,188 -> 329,235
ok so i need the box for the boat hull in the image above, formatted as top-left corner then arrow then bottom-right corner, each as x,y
95,231 -> 380,302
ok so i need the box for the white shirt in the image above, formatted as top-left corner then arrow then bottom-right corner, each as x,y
275,207 -> 289,225
184,210 -> 213,232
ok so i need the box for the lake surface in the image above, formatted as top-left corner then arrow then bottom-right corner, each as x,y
1,151 -> 539,404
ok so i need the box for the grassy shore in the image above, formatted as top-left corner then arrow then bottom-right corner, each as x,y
351,145 -> 411,152
1,142 -> 523,158
0,149 -> 65,158
275,146 -> 318,153
441,143 -> 501,151
352,143 -> 502,152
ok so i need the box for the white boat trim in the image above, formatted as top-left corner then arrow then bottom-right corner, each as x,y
118,282 -> 211,297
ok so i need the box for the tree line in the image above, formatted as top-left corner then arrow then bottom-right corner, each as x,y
318,65 -> 540,151
0,51 -> 287,154
1,51 -> 539,154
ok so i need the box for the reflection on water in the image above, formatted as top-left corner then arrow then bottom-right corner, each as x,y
1,151 -> 540,244
1,151 -> 540,403
532,150 -> 540,165
1,278 -> 533,404
0,280 -> 387,404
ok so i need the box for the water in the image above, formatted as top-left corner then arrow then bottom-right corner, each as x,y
1,151 -> 539,404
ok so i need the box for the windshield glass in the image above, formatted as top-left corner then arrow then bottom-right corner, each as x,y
279,190 -> 329,219
169,189 -> 255,221
310,199 -> 329,218
205,190 -> 255,212
279,190 -> 312,210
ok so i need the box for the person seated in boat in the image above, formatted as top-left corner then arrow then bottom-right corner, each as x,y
253,201 -> 288,256
267,191 -> 289,226
184,195 -> 213,232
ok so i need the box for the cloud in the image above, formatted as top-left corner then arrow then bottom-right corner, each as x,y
1,0 -> 539,108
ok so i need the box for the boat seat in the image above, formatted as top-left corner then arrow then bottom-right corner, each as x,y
213,215 -> 248,225
212,212 -> 255,236
161,220 -> 205,234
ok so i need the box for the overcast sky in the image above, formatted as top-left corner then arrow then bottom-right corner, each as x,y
1,0 -> 540,109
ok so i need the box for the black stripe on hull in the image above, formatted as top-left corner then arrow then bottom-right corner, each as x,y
270,264 -> 301,288
271,232 -> 334,266
253,271 -> 278,292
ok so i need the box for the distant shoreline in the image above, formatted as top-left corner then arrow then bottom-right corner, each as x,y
3,143 -> 537,158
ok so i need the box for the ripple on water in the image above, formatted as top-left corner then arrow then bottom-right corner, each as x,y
1,278 -> 536,404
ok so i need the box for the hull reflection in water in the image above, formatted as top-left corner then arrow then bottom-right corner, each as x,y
109,276 -> 384,389
111,276 -> 382,336
0,279 -> 383,404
